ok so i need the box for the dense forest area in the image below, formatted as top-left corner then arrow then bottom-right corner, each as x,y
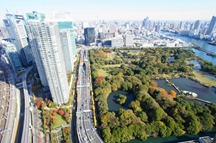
89,48 -> 216,143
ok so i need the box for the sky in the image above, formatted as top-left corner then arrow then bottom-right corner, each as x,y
0,0 -> 216,22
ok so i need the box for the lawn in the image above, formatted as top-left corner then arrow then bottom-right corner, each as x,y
190,71 -> 216,87
53,114 -> 67,129
96,69 -> 109,77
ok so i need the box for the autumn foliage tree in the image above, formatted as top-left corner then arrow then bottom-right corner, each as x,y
58,109 -> 65,116
150,81 -> 158,87
35,98 -> 43,108
97,50 -> 108,58
170,90 -> 177,98
159,89 -> 168,99
95,76 -> 105,85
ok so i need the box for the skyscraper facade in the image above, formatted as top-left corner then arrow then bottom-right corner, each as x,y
58,21 -> 77,73
206,16 -> 216,35
27,20 -> 69,105
142,17 -> 150,29
3,14 -> 33,66
0,26 -> 9,39
26,11 -> 46,21
0,40 -> 24,73
193,20 -> 201,35
84,27 -> 95,46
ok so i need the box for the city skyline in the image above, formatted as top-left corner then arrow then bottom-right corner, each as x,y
0,0 -> 216,23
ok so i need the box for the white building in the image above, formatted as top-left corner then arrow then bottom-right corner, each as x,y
27,20 -> 69,105
111,36 -> 124,48
124,35 -> 134,47
59,29 -> 76,73
3,14 -> 33,66
142,42 -> 154,47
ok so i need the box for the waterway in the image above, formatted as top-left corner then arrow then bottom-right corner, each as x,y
189,60 -> 201,71
157,78 -> 216,103
107,90 -> 134,112
160,31 -> 216,65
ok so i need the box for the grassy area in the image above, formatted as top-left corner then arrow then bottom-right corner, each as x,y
96,69 -> 109,77
103,64 -> 121,68
190,71 -> 216,87
53,114 -> 67,129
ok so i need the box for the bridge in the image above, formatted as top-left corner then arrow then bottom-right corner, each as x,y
165,78 -> 181,93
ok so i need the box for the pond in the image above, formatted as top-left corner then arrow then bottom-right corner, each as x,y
189,60 -> 201,71
168,56 -> 175,64
156,78 -> 216,103
107,90 -> 134,112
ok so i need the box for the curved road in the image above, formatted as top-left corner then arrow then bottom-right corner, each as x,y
21,66 -> 32,143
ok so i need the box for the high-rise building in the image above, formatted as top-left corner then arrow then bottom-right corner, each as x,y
194,20 -> 201,30
142,17 -> 150,29
27,20 -> 69,105
206,16 -> 216,35
84,28 -> 95,46
0,26 -> 9,39
179,21 -> 185,30
0,40 -> 24,73
3,14 -> 33,66
26,11 -> 46,21
193,20 -> 201,35
58,21 -> 77,73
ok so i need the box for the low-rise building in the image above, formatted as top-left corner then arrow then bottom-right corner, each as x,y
111,36 -> 124,48
124,35 -> 134,47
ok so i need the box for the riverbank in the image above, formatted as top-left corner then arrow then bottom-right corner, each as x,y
153,71 -> 216,88
189,71 -> 216,88
156,78 -> 216,103
160,31 -> 216,65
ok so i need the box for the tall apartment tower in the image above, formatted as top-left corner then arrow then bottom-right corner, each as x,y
3,14 -> 33,66
84,27 -> 95,46
206,16 -> 216,35
26,20 -> 69,105
58,21 -> 77,74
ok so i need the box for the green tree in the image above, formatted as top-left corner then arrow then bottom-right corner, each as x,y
137,111 -> 148,123
102,128 -> 112,143
185,113 -> 202,134
148,108 -> 164,121
117,94 -> 127,105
